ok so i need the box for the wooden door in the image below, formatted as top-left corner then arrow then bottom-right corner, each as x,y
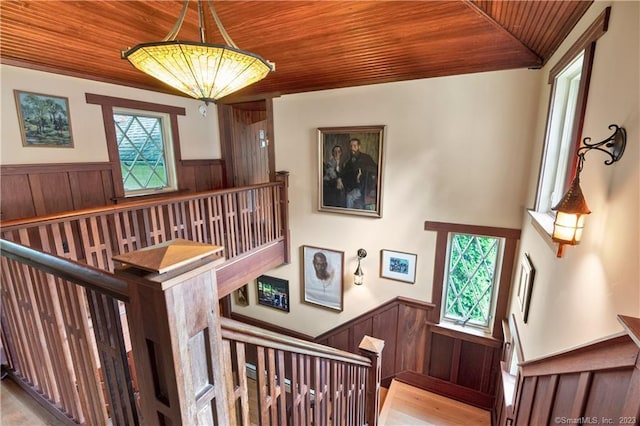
218,100 -> 274,187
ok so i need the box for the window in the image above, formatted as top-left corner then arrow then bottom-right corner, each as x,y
85,94 -> 186,199
114,109 -> 177,196
537,53 -> 584,214
442,233 -> 504,330
534,8 -> 610,225
425,221 -> 520,338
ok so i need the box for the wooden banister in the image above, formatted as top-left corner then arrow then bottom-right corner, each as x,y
221,317 -> 372,367
0,239 -> 129,301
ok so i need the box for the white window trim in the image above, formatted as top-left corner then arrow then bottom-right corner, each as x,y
113,107 -> 178,197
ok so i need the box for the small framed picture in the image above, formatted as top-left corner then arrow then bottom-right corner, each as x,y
257,275 -> 289,312
318,125 -> 385,217
234,284 -> 249,307
380,250 -> 417,283
14,90 -> 74,147
517,253 -> 535,323
303,245 -> 344,311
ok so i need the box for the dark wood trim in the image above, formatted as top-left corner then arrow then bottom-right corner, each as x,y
217,103 -> 236,186
181,159 -> 224,167
314,297 -> 436,342
85,93 -> 186,115
230,312 -> 315,342
548,7 -> 610,83
425,221 -> 521,338
431,324 -> 502,348
0,162 -> 113,174
266,98 -> 276,182
111,189 -> 191,204
424,221 -> 521,240
520,334 -> 637,377
84,92 -> 186,199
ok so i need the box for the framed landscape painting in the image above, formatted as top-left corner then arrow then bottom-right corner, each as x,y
14,90 -> 74,147
380,249 -> 417,283
318,125 -> 385,217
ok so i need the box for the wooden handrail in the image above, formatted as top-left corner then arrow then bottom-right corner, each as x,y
0,239 -> 129,301
0,181 -> 283,230
221,317 -> 372,367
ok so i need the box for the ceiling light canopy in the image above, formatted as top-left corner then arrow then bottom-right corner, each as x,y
122,0 -> 274,103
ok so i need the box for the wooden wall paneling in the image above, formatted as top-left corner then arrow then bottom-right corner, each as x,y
68,170 -> 109,210
396,304 -> 429,373
35,173 -> 75,215
515,377 -> 537,426
530,374 -> 557,425
371,305 -> 399,380
621,358 -> 640,417
0,174 -> 35,220
351,318 -> 373,354
328,328 -> 350,353
428,333 -> 454,381
457,341 -> 487,391
583,369 -> 632,420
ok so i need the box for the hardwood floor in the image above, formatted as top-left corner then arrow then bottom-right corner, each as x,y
378,379 -> 491,426
1,378 -> 66,426
1,375 -> 490,426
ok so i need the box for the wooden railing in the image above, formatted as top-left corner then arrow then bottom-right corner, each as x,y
0,238 -> 382,425
0,239 -> 137,425
221,318 -> 383,426
0,175 -> 290,296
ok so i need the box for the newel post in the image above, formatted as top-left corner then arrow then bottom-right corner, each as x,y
114,239 -> 229,425
359,335 -> 385,426
276,170 -> 291,263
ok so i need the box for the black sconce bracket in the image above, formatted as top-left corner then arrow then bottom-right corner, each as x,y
577,124 -> 626,171
357,249 -> 367,260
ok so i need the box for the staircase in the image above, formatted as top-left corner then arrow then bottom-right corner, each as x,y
378,379 -> 491,425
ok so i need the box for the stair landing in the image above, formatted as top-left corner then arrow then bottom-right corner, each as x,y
378,379 -> 491,426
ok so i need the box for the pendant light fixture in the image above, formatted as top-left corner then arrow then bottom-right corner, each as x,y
122,0 -> 274,104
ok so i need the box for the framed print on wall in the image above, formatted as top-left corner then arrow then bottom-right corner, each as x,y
380,250 -> 417,283
303,245 -> 344,311
517,253 -> 535,323
14,90 -> 74,147
318,125 -> 385,217
257,275 -> 289,312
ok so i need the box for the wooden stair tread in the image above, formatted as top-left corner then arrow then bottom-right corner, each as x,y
378,379 -> 491,426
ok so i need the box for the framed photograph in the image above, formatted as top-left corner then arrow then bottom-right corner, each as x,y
14,90 -> 74,147
380,250 -> 417,283
318,125 -> 385,217
516,253 -> 535,323
303,245 -> 344,311
234,284 -> 249,307
257,275 -> 289,312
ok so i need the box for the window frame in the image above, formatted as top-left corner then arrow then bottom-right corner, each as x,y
441,232 -> 505,331
533,8 -> 611,222
113,107 -> 178,196
425,221 -> 521,339
86,93 -> 185,199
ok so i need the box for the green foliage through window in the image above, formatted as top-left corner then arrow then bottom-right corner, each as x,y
443,233 -> 502,328
114,112 -> 172,193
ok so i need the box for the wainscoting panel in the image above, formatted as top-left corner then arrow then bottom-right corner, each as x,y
1,160 -> 226,221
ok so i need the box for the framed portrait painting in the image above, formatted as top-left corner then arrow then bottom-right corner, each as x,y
380,250 -> 417,283
302,245 -> 344,311
318,125 -> 385,217
517,253 -> 535,323
14,90 -> 74,147
257,275 -> 289,312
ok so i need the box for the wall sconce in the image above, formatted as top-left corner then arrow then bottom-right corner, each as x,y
354,249 -> 367,285
552,124 -> 626,257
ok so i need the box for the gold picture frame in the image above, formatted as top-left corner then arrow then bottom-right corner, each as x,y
14,90 -> 74,147
318,125 -> 385,217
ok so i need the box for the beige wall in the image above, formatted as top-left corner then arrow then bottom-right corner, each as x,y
233,69 -> 541,336
509,1 -> 639,360
0,65 -> 221,164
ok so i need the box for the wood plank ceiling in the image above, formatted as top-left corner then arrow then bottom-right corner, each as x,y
0,1 -> 592,102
